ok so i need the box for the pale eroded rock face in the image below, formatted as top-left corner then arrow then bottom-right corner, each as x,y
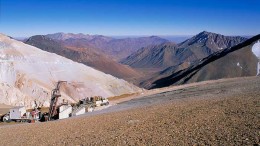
0,33 -> 140,108
252,41 -> 260,75
252,41 -> 260,59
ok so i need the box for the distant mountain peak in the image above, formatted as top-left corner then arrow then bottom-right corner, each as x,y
149,34 -> 260,89
196,31 -> 221,38
196,31 -> 246,38
199,30 -> 210,34
178,31 -> 247,52
200,30 -> 213,34
149,36 -> 161,38
45,32 -> 113,42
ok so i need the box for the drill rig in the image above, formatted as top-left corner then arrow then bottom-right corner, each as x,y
48,81 -> 67,121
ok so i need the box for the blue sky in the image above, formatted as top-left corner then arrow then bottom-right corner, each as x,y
0,0 -> 259,37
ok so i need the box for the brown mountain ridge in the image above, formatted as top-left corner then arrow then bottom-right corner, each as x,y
121,31 -> 248,88
148,34 -> 260,89
25,35 -> 141,81
45,33 -> 169,61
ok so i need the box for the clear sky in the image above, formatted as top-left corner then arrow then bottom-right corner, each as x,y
0,0 -> 259,37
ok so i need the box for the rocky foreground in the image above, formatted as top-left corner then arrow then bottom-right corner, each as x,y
0,77 -> 259,145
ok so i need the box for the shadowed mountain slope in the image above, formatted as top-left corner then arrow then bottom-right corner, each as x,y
121,31 -> 247,88
121,42 -> 197,69
122,31 -> 247,71
148,34 -> 260,89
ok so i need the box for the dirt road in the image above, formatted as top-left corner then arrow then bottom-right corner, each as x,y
0,77 -> 259,145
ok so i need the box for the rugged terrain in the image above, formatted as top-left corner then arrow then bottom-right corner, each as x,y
148,34 -> 260,89
178,31 -> 247,58
0,77 -> 259,145
122,31 -> 247,70
25,35 -> 141,81
122,31 -> 248,87
0,33 -> 140,108
45,33 -> 169,61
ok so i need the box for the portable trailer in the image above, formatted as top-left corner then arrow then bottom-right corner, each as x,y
2,106 -> 40,123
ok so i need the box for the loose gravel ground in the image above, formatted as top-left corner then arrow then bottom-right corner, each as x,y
0,77 -> 259,145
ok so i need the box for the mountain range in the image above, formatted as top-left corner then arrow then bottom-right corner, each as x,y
122,31 -> 247,70
45,33 -> 169,61
0,31 -> 259,108
146,34 -> 260,89
25,35 -> 141,81
25,31 -> 252,89
121,31 -> 248,87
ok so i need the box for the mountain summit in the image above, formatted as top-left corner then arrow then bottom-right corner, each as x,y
178,31 -> 247,58
148,34 -> 260,89
121,31 -> 248,88
122,31 -> 247,71
46,32 -> 113,42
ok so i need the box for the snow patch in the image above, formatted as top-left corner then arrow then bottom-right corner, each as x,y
252,41 -> 260,76
237,62 -> 242,69
252,41 -> 260,59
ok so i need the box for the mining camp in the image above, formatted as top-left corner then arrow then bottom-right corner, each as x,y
0,81 -> 109,123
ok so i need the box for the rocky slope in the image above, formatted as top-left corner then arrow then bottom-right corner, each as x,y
122,31 -> 247,70
121,31 -> 248,88
25,35 -> 141,81
178,31 -> 247,58
0,77 -> 258,145
46,33 -> 169,61
148,34 -> 260,89
121,42 -> 197,70
0,33 -> 140,108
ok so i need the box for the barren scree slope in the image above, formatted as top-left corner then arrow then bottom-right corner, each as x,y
0,76 -> 258,145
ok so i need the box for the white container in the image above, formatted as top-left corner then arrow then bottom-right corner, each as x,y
59,105 -> 72,119
9,106 -> 26,119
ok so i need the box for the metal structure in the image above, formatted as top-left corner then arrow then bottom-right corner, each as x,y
48,81 -> 67,121
1,81 -> 111,123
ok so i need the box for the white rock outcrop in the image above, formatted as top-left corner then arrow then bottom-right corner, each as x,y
0,33 -> 140,108
252,41 -> 260,76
